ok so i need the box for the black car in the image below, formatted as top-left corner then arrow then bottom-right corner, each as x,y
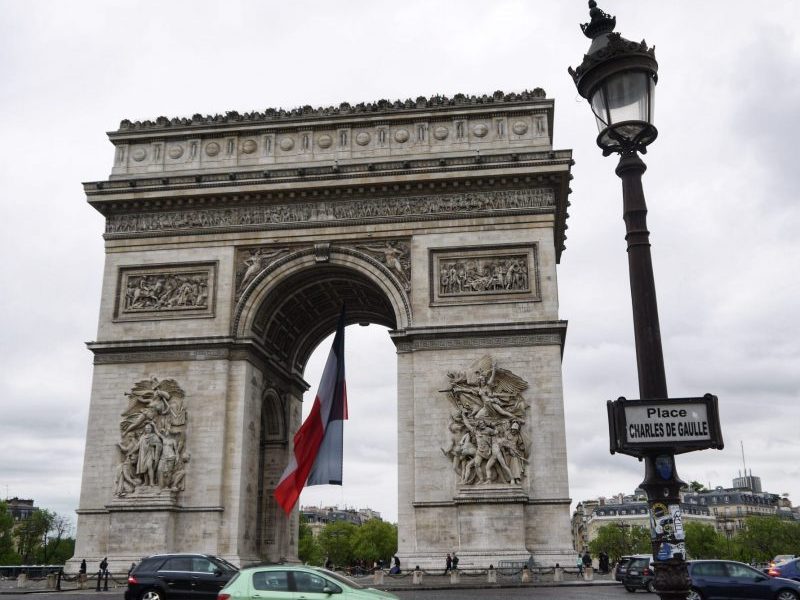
125,553 -> 239,600
688,559 -> 800,600
623,555 -> 656,593
616,555 -> 637,582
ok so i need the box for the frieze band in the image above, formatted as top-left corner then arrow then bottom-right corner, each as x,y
394,333 -> 562,353
104,188 -> 555,237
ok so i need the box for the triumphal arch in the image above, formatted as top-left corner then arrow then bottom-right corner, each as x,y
71,89 -> 575,572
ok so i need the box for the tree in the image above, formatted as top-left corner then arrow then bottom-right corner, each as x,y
351,520 -> 397,567
317,521 -> 358,569
684,522 -> 725,559
38,514 -> 75,564
688,481 -> 708,493
298,517 -> 323,566
588,523 -> 650,563
14,509 -> 53,564
736,516 -> 800,563
0,502 -> 18,564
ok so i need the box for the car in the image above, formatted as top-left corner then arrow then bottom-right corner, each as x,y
687,559 -> 800,600
772,556 -> 799,568
616,555 -> 637,582
623,555 -> 656,593
125,553 -> 239,600
218,565 -> 399,600
769,557 -> 800,581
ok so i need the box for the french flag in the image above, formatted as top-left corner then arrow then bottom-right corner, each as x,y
274,307 -> 348,514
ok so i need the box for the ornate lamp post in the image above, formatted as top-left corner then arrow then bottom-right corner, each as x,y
569,3 -> 698,599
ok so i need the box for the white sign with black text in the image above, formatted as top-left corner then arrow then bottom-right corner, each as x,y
624,403 -> 711,443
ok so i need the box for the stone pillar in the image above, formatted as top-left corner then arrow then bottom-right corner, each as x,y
450,570 -> 460,584
412,567 -> 423,585
521,566 -> 531,583
487,567 -> 497,583
583,566 -> 593,581
373,570 -> 384,585
16,574 -> 27,588
554,566 -> 563,582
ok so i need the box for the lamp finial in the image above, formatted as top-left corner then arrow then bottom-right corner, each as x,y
580,1 -> 616,39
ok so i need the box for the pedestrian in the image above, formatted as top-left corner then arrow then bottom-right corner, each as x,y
599,551 -> 609,574
443,553 -> 452,575
582,550 -> 592,572
452,553 -> 459,571
99,557 -> 108,576
79,560 -> 87,575
324,557 -> 332,570
576,554 -> 583,577
128,562 -> 136,576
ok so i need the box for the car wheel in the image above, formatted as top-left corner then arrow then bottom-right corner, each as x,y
140,590 -> 164,600
776,591 -> 799,600
686,589 -> 703,600
646,580 -> 656,593
625,585 -> 637,592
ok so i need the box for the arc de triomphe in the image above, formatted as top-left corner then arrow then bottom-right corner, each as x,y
71,89 -> 575,572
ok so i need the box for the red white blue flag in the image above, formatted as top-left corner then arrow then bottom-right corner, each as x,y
274,307 -> 348,514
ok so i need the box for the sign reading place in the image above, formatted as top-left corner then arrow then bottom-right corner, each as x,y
607,394 -> 724,458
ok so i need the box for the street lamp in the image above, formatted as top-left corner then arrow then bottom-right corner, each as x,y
569,3 -> 693,599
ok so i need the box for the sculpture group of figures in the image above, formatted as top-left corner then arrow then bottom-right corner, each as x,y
439,257 -> 529,295
114,378 -> 190,498
441,356 -> 531,486
124,273 -> 209,311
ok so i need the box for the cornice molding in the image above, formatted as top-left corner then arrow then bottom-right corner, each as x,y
112,89 -> 549,136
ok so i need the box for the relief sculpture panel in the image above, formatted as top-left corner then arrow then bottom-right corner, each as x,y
429,244 -> 539,306
115,263 -> 216,321
113,378 -> 190,500
440,356 -> 530,486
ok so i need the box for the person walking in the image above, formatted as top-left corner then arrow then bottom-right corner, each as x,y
443,553 -> 452,575
582,550 -> 592,572
576,554 -> 584,577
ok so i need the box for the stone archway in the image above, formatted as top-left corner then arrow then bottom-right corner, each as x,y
71,89 -> 576,573
234,249 -> 409,563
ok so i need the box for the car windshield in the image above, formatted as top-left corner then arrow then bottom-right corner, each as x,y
317,569 -> 364,589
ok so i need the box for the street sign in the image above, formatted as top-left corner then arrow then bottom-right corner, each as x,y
607,394 -> 723,458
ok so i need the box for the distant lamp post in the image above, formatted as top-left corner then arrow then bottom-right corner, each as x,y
569,3 -> 702,600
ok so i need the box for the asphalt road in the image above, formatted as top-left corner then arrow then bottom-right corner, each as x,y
0,586 -> 633,600
395,586 -> 634,600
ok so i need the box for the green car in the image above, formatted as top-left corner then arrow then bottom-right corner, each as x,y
218,565 -> 398,600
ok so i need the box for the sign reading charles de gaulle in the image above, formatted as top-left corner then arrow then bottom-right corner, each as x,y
607,394 -> 724,458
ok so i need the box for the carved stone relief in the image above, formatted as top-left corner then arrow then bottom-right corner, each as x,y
356,240 -> 411,291
429,244 -> 540,306
440,356 -> 530,486
114,378 -> 190,499
234,239 -> 411,300
105,188 -> 555,236
235,247 -> 289,298
115,263 -> 216,321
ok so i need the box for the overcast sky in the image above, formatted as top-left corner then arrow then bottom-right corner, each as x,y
1,1 -> 798,528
